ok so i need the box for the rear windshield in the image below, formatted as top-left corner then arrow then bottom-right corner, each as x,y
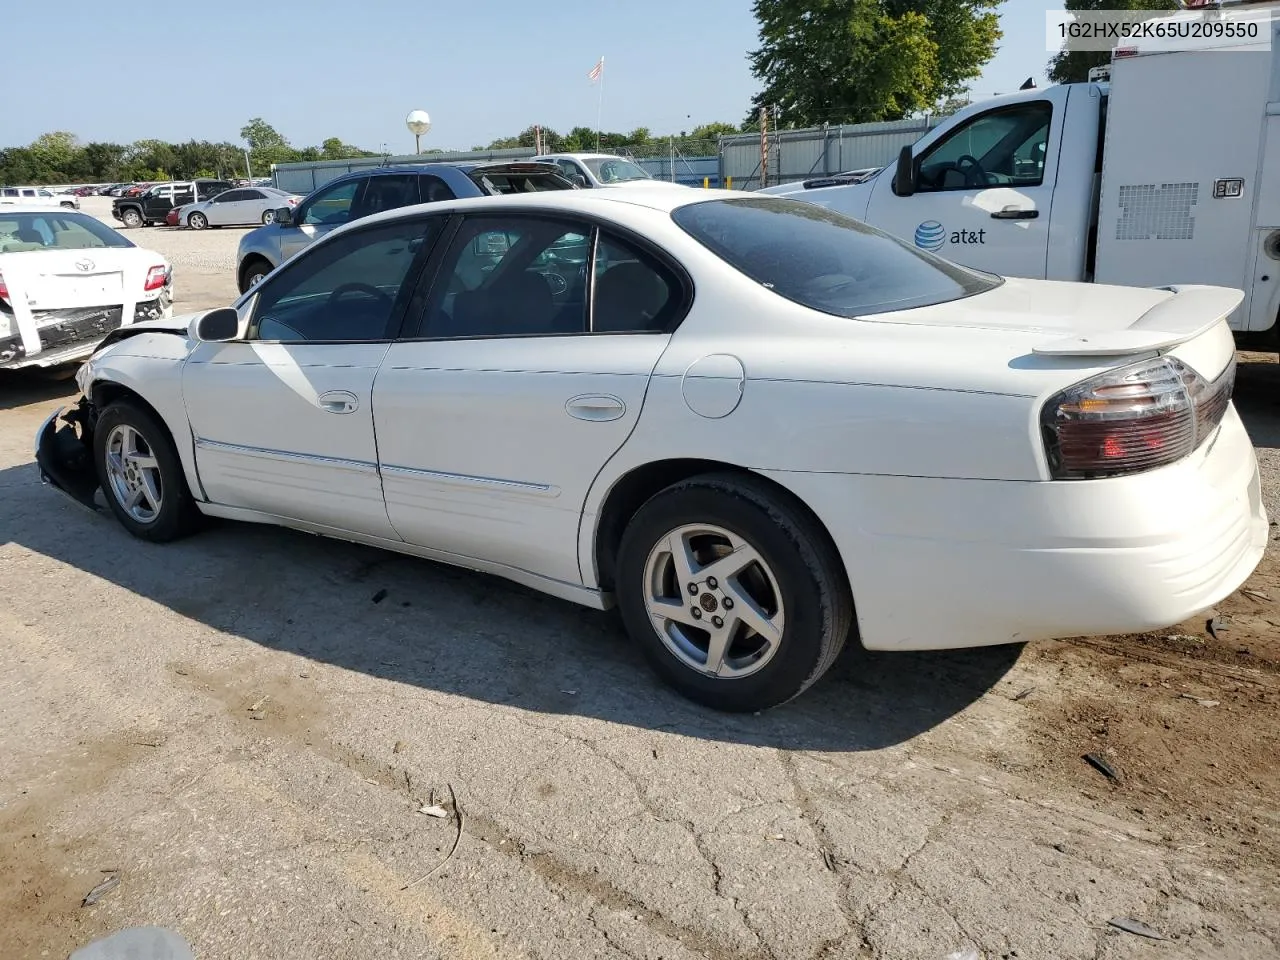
0,211 -> 134,253
671,197 -> 1000,317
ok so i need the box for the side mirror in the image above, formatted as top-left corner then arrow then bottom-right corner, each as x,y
191,307 -> 239,342
274,206 -> 294,226
893,145 -> 916,197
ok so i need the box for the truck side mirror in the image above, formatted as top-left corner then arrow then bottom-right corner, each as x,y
893,145 -> 916,197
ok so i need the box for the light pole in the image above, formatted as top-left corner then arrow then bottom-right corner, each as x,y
405,110 -> 431,155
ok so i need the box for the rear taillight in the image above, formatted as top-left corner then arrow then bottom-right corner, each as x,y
1040,355 -> 1235,480
287,197 -> 299,205
0,270 -> 7,303
144,265 -> 169,292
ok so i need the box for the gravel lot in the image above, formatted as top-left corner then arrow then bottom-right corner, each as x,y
0,197 -> 1278,960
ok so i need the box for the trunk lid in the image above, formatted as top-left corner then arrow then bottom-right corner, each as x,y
863,277 -> 1242,379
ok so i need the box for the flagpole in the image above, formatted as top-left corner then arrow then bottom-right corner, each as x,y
595,56 -> 605,151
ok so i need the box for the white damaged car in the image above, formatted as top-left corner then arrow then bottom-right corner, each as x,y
35,190 -> 1267,711
1,206 -> 172,369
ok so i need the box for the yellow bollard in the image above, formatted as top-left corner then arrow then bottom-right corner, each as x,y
703,177 -> 709,189
726,175 -> 733,190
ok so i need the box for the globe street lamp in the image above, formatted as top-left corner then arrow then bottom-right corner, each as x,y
405,110 -> 431,155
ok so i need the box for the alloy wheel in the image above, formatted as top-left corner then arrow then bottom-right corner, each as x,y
642,523 -> 785,679
104,424 -> 164,523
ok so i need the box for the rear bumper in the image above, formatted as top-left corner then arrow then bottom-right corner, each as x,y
765,403 -> 1268,651
1,298 -> 172,369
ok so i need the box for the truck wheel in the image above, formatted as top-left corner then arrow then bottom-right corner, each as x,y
60,201 -> 76,209
614,473 -> 854,712
121,208 -> 143,228
188,211 -> 208,230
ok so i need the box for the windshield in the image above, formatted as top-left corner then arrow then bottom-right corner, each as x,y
0,211 -> 134,253
672,197 -> 1000,317
583,157 -> 651,183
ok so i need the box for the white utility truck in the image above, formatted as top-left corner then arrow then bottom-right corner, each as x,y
771,0 -> 1280,345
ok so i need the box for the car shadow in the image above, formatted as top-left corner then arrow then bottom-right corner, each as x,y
0,369 -> 80,412
1236,356 -> 1280,450
2,460 -> 1021,751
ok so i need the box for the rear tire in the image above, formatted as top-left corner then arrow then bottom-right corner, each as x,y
615,473 -> 854,712
93,400 -> 200,543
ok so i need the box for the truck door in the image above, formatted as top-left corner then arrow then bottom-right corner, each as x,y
865,94 -> 1063,278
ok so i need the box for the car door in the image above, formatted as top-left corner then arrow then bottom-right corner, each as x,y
865,98 -> 1059,278
182,214 -> 444,538
206,188 -> 247,226
373,213 -> 683,585
278,176 -> 366,263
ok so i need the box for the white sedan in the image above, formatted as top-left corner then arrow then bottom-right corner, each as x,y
1,206 -> 171,369
35,190 -> 1267,711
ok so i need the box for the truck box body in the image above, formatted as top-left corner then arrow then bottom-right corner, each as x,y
1095,20 -> 1278,333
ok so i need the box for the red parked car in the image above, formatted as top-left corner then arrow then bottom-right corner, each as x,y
165,207 -> 181,227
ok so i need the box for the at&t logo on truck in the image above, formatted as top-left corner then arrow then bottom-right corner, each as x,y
914,221 -> 988,252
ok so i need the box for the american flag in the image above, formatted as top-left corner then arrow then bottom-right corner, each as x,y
588,57 -> 604,83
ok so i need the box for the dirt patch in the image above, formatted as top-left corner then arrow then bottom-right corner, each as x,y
0,730 -> 164,959
1017,545 -> 1280,880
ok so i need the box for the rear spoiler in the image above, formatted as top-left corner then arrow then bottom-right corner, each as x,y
1032,285 -> 1243,357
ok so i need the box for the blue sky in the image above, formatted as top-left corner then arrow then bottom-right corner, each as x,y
3,0 -> 1063,152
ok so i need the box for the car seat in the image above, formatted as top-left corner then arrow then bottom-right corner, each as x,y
593,261 -> 668,332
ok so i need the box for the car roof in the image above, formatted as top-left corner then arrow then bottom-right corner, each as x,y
533,153 -> 628,161
348,185 -> 732,234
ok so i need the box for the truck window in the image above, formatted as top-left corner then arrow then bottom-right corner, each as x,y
916,102 -> 1052,192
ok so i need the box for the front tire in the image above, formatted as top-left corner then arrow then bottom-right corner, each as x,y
188,211 -> 208,230
238,257 -> 273,294
93,401 -> 200,542
615,473 -> 853,712
121,208 -> 142,228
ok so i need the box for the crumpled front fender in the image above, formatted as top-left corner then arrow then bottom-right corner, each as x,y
35,399 -> 100,511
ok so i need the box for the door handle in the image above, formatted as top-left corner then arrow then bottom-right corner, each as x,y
566,394 -> 626,422
317,390 -> 359,414
990,207 -> 1039,220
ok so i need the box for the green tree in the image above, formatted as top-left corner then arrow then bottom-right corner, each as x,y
239,117 -> 294,167
1047,0 -> 1178,83
81,142 -> 128,180
747,0 -> 1001,126
688,122 -> 739,141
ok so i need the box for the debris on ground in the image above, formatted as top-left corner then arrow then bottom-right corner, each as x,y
403,785 -> 463,890
820,847 -> 836,871
1083,753 -> 1120,781
393,740 -> 407,754
418,804 -> 448,818
81,872 -> 120,907
371,589 -> 388,604
1012,686 -> 1036,702
942,948 -> 980,960
1107,916 -> 1167,940
1207,616 -> 1230,640
1178,694 -> 1220,708
1242,589 -> 1271,602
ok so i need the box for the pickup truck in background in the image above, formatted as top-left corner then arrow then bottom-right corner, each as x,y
111,179 -> 233,228
769,2 -> 1280,348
